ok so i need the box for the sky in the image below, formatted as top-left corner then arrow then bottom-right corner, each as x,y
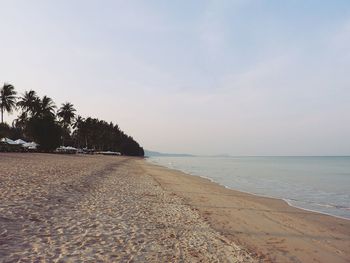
1,0 -> 350,156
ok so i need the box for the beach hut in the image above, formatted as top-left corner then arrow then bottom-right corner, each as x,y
23,142 -> 38,151
55,146 -> 78,154
1,137 -> 17,145
14,139 -> 27,145
83,148 -> 95,154
0,138 -> 22,152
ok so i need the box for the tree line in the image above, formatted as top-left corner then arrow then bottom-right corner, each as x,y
0,83 -> 144,156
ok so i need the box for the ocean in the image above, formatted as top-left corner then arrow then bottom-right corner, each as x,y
147,156 -> 350,220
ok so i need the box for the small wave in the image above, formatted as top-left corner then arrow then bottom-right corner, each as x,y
285,199 -> 350,210
284,199 -> 350,220
147,157 -> 350,220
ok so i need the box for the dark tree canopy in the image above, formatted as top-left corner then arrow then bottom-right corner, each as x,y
26,115 -> 62,152
0,83 -> 144,156
72,117 -> 144,156
57,102 -> 76,128
0,123 -> 10,139
17,90 -> 39,116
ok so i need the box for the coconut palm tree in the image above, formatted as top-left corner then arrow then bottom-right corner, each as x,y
13,111 -> 29,130
39,96 -> 56,117
57,102 -> 76,128
57,102 -> 76,146
0,83 -> 17,123
17,90 -> 39,117
72,115 -> 84,130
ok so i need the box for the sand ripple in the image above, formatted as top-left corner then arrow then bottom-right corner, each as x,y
0,154 -> 254,262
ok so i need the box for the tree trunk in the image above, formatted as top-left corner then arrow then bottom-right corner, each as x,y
1,108 -> 3,123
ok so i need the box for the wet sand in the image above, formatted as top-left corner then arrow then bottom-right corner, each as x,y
0,153 -> 253,262
1,153 -> 349,262
141,160 -> 350,263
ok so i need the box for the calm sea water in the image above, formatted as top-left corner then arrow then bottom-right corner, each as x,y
147,156 -> 350,220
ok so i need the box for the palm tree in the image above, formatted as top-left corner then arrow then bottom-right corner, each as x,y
17,90 -> 39,117
57,102 -> 76,146
72,115 -> 85,147
13,111 -> 29,130
39,96 -> 56,117
57,102 -> 76,128
72,115 -> 84,130
0,83 -> 17,123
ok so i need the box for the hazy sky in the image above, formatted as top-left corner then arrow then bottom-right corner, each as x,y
1,0 -> 350,155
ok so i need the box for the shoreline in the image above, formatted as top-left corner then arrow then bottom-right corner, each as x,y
146,158 -> 350,221
203,176 -> 350,222
0,153 -> 255,262
141,158 -> 350,262
1,153 -> 349,262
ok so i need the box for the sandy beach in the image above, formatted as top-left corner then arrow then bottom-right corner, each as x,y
0,154 -> 253,262
142,161 -> 350,263
0,154 -> 349,262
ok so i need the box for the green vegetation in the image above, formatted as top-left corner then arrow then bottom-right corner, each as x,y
0,83 -> 144,156
0,83 -> 17,123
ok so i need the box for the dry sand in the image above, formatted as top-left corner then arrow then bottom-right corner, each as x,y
141,160 -> 350,263
0,154 -> 253,262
